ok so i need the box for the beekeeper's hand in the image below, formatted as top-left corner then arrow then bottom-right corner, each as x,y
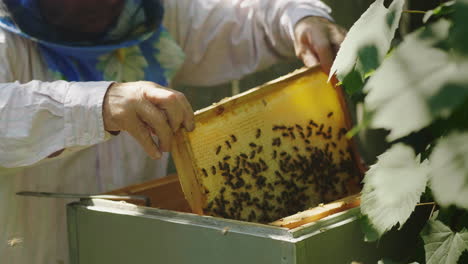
294,16 -> 347,74
103,81 -> 195,159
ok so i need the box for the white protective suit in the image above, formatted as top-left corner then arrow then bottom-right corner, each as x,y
0,0 -> 331,263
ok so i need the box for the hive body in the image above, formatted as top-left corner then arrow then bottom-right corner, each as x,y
173,68 -> 362,223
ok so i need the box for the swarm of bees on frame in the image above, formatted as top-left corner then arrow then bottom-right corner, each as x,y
200,112 -> 361,223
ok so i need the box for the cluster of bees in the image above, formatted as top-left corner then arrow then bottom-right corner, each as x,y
201,112 -> 361,223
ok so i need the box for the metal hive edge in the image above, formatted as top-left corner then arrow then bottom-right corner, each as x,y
68,198 -> 361,243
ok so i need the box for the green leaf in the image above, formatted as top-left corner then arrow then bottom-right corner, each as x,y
421,220 -> 468,264
359,214 -> 381,242
342,69 -> 365,95
450,0 -> 468,56
429,132 -> 468,210
330,0 -> 404,82
423,1 -> 455,23
361,144 -> 429,236
363,20 -> 468,141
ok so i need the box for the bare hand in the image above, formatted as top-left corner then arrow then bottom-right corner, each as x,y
103,81 -> 195,159
294,16 -> 347,74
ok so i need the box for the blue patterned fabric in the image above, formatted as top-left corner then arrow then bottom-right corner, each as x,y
0,0 -> 183,85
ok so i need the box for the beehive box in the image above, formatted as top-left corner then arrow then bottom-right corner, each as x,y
172,67 -> 364,222
67,175 -> 430,264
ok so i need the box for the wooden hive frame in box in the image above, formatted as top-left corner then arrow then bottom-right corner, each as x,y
172,66 -> 365,223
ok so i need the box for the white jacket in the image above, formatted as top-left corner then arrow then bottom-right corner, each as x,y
0,0 -> 331,263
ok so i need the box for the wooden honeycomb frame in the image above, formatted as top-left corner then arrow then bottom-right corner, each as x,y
172,67 -> 365,222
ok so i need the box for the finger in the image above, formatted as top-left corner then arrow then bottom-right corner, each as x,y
328,25 -> 347,52
175,92 -> 195,132
330,24 -> 347,46
295,29 -> 318,67
138,101 -> 173,152
294,34 -> 307,58
301,48 -> 319,67
156,94 -> 185,133
144,87 -> 195,132
307,31 -> 334,74
127,118 -> 162,159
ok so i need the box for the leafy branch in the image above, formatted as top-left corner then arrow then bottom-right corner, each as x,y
330,0 -> 468,263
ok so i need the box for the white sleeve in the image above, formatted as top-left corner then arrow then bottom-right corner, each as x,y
163,0 -> 332,86
0,33 -> 112,168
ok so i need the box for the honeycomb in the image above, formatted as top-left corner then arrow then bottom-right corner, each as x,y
174,68 -> 362,223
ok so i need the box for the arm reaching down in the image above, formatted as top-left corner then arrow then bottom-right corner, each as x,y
164,0 -> 345,86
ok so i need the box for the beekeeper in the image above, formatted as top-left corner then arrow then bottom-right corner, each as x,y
0,0 -> 345,263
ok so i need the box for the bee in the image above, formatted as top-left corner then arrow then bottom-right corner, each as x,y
211,166 -> 216,175
223,155 -> 231,161
257,146 -> 263,153
295,124 -> 303,130
272,150 -> 277,159
225,140 -> 232,149
327,112 -> 333,118
202,168 -> 208,177
299,131 -> 306,139
274,170 -> 283,179
230,134 -> 237,142
256,129 -> 261,138
290,132 -> 296,139
267,183 -> 274,191
215,145 -> 222,155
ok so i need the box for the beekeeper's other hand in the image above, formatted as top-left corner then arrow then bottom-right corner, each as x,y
103,81 -> 195,159
294,16 -> 347,74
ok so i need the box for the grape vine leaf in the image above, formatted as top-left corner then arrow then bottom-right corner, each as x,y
450,0 -> 468,55
363,20 -> 468,141
429,132 -> 468,210
361,144 -> 429,236
421,220 -> 468,264
329,0 -> 404,82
